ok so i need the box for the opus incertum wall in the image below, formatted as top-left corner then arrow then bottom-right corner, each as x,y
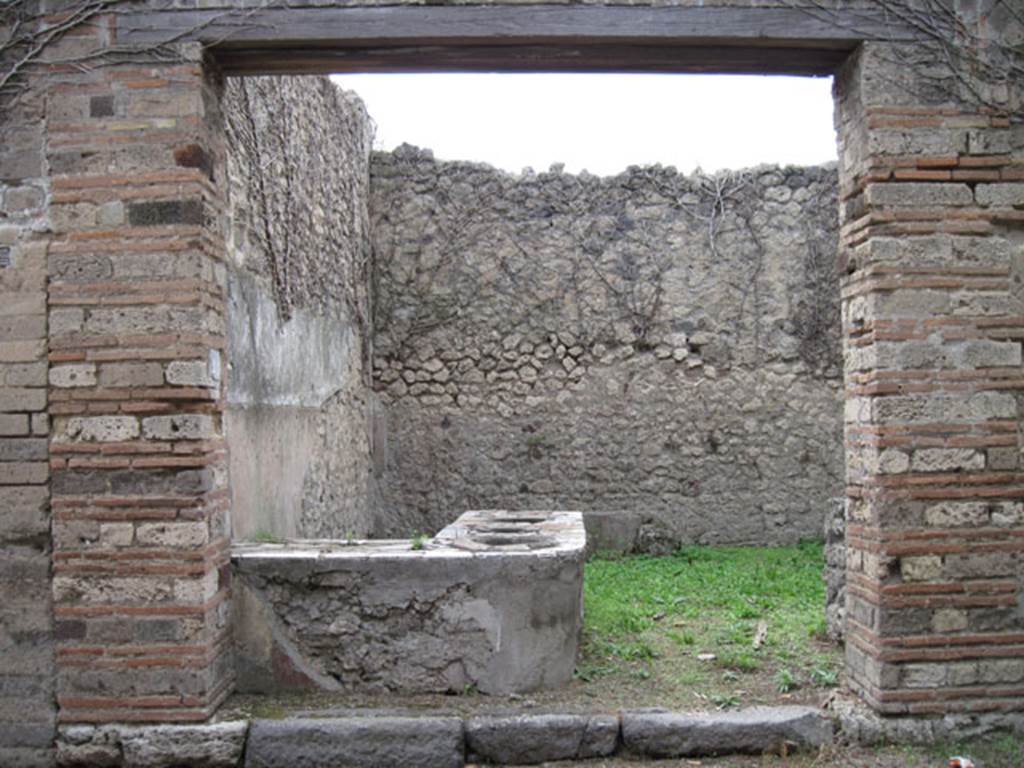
0,2 -> 1021,763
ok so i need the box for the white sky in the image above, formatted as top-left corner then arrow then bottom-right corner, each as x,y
331,73 -> 837,177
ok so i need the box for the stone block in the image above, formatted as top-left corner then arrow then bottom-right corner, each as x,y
104,467 -> 213,496
118,721 -> 248,768
141,414 -> 216,441
48,308 -> 85,336
911,448 -> 984,473
945,552 -> 1017,579
0,314 -> 45,341
987,446 -> 1019,470
900,556 -> 943,582
165,359 -> 217,387
583,510 -> 641,554
924,502 -> 989,527
466,714 -> 619,764
2,362 -> 47,387
872,392 -> 1015,424
97,363 -> 164,388
864,182 -> 973,207
50,473 -> 107,495
621,707 -> 832,758
136,522 -> 208,548
49,364 -> 98,389
127,199 -> 203,227
0,462 -> 48,485
0,747 -> 53,768
244,717 -> 464,768
0,342 -> 46,366
977,659 -> 1024,684
967,128 -> 1012,155
98,523 -> 134,548
0,386 -> 46,411
900,663 -> 945,688
0,437 -> 46,462
0,486 -> 49,540
932,609 -> 968,633
975,183 -> 1024,207
63,415 -> 139,442
0,414 -> 29,435
49,253 -> 113,283
991,502 -> 1024,526
89,95 -> 115,118
31,413 -> 48,436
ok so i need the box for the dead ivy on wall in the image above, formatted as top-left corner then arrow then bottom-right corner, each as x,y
370,154 -> 841,378
223,76 -> 375,359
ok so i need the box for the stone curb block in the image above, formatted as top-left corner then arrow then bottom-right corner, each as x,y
120,721 -> 249,768
466,713 -> 619,765
621,706 -> 833,758
57,721 -> 248,768
244,716 -> 464,768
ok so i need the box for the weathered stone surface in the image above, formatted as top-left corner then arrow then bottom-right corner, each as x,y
119,721 -> 248,768
141,414 -> 215,441
465,713 -> 619,764
223,77 -> 382,541
823,496 -> 846,641
56,722 -> 247,767
621,707 -> 832,757
583,510 -> 642,554
63,415 -> 139,443
244,717 -> 464,768
370,151 -> 842,544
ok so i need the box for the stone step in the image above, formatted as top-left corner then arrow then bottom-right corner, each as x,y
58,706 -> 833,767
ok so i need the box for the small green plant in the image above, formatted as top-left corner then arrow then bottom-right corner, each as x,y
410,531 -> 428,550
809,666 -> 838,687
716,648 -> 759,672
775,667 -> 798,693
604,639 -> 657,662
252,528 -> 282,544
574,663 -> 619,682
667,629 -> 696,647
710,693 -> 740,710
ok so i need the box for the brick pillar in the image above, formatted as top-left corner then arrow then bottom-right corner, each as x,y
836,39 -> 1024,721
44,31 -> 233,722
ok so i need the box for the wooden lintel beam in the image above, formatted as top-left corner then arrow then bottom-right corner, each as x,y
212,43 -> 850,77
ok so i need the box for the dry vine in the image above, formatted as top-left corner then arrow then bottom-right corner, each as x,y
797,0 -> 1024,119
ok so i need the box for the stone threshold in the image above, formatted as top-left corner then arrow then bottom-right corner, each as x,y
57,705 -> 833,767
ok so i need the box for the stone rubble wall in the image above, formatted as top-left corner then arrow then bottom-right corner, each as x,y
0,32 -> 56,768
221,76 -> 384,540
370,149 -> 844,544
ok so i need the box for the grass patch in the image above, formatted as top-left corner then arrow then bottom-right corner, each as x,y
579,540 -> 839,707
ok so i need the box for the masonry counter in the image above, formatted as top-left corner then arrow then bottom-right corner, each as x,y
230,510 -> 585,695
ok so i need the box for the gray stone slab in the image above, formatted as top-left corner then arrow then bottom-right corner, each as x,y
582,511 -> 641,555
0,746 -> 54,768
621,706 -> 833,758
119,721 -> 248,768
244,717 -> 464,768
466,713 -> 619,764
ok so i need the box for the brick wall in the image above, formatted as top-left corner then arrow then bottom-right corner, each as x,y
836,39 -> 1024,720
42,27 -> 233,723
